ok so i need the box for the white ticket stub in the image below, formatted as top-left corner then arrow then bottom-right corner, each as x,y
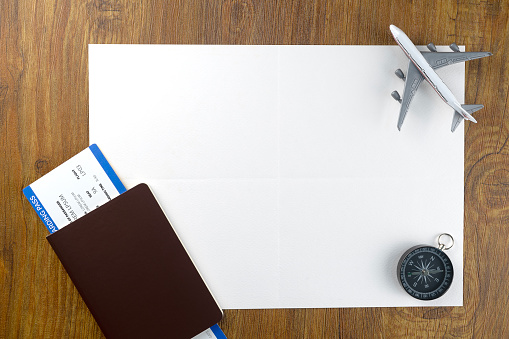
23,144 -> 126,233
192,324 -> 227,339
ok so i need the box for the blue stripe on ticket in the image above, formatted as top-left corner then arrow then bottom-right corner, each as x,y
23,186 -> 59,233
210,324 -> 227,339
89,143 -> 126,194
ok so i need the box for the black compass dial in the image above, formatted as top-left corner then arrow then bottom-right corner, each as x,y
397,245 -> 453,300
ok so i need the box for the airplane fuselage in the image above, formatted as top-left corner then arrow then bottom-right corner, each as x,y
390,25 -> 477,123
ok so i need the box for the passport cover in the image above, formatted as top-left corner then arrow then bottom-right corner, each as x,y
47,183 -> 223,339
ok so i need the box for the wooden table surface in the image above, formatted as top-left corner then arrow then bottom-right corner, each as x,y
1,0 -> 507,338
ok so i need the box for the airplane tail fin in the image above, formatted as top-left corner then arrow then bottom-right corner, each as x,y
451,104 -> 484,132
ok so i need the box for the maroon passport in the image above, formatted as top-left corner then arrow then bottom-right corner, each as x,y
47,183 -> 223,339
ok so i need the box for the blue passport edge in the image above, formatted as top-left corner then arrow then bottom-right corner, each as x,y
210,324 -> 227,339
89,144 -> 126,194
22,186 -> 59,234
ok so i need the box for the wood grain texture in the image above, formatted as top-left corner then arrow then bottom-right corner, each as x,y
1,0 -> 507,338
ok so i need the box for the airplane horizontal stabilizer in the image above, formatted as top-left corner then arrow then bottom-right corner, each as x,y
451,104 -> 484,132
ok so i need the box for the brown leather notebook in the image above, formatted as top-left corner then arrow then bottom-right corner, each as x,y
47,183 -> 223,339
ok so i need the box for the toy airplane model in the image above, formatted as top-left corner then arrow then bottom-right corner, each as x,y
390,25 -> 492,132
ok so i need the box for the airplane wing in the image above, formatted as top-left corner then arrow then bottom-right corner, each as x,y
397,61 -> 425,130
422,51 -> 492,70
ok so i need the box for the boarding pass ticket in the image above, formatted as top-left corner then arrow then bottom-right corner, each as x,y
193,324 -> 226,339
23,144 -> 226,339
23,144 -> 126,233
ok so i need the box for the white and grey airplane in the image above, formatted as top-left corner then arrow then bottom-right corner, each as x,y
390,25 -> 492,132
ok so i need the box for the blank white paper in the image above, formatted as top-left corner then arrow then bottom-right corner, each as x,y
89,45 -> 464,308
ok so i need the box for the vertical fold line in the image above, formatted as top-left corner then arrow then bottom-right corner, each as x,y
276,45 -> 282,307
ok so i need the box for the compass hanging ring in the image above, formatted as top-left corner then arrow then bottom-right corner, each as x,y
438,233 -> 454,251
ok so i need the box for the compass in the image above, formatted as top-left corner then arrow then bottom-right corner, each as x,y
397,233 -> 454,300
